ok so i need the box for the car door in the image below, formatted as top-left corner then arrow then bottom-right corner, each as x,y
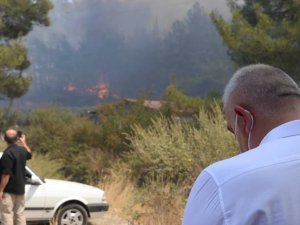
24,167 -> 47,221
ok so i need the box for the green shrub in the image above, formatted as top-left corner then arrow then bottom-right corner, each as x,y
95,100 -> 160,155
23,104 -> 159,184
162,84 -> 222,117
25,107 -> 97,182
26,107 -> 75,155
125,103 -> 237,187
0,95 -> 236,191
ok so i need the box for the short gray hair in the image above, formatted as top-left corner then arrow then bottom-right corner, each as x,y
223,64 -> 300,113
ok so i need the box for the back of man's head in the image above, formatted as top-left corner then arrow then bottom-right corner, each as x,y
224,64 -> 300,116
4,128 -> 18,145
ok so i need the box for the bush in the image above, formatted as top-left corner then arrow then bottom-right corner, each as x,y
25,107 -> 101,182
94,100 -> 160,155
125,103 -> 237,188
162,84 -> 222,117
24,103 -> 160,183
1,98 -> 238,225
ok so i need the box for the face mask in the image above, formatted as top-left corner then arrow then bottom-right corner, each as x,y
234,111 -> 254,151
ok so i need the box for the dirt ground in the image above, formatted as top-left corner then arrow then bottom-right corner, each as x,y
89,215 -> 131,225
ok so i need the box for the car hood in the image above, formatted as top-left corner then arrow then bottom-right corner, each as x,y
44,178 -> 105,197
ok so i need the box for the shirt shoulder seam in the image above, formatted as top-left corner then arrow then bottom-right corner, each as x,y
204,169 -> 230,225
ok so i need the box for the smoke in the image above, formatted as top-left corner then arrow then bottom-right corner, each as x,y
22,0 -> 232,106
28,0 -> 229,49
128,0 -> 230,29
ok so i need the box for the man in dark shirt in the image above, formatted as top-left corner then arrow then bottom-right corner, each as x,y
0,128 -> 32,225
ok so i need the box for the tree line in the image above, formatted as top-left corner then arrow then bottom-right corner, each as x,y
1,0 -> 300,107
25,1 -> 231,106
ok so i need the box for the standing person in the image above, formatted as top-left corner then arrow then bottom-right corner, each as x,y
0,128 -> 32,225
182,64 -> 300,225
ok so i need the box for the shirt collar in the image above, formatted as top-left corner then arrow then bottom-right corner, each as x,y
260,120 -> 300,145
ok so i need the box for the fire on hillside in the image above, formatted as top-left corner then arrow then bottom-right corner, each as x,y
64,82 -> 109,100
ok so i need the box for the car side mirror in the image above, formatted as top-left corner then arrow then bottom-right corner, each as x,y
30,175 -> 42,185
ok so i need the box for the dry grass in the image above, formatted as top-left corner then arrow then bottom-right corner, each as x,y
130,184 -> 185,225
99,174 -> 135,221
90,215 -> 130,225
98,172 -> 184,225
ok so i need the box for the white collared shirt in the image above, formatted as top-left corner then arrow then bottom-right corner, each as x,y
182,120 -> 300,225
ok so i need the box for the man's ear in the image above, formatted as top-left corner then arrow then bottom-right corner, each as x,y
234,106 -> 253,134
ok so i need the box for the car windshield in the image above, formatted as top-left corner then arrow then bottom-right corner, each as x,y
26,166 -> 46,183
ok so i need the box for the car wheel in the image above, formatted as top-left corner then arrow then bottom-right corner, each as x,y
56,203 -> 88,225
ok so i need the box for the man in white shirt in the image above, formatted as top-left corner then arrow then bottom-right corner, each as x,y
182,64 -> 300,225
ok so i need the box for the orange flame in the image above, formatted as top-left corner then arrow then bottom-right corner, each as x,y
97,82 -> 109,99
86,82 -> 109,99
64,83 -> 77,92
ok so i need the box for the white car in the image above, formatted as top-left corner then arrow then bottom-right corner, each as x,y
23,166 -> 109,225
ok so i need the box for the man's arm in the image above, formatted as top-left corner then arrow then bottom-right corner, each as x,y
19,134 -> 31,154
0,174 -> 10,200
182,171 -> 225,225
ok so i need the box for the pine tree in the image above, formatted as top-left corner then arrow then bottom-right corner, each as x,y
0,0 -> 53,108
211,0 -> 300,80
